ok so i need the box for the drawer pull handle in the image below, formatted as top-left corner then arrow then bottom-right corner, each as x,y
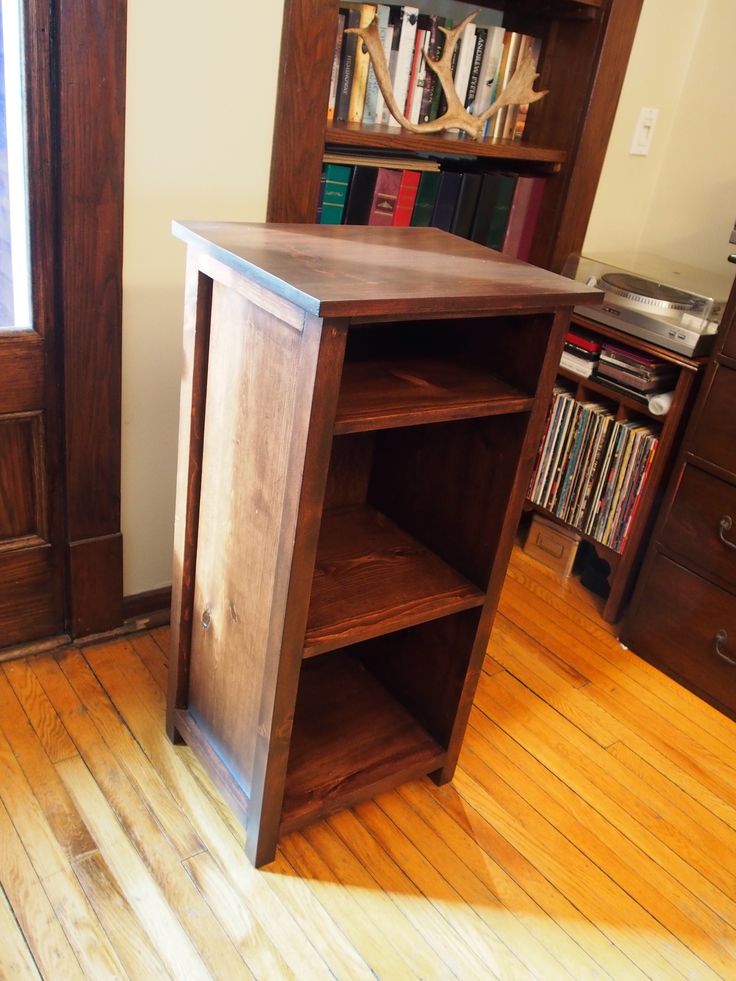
714,629 -> 736,666
718,515 -> 736,550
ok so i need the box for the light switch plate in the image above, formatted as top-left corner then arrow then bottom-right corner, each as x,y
630,106 -> 658,156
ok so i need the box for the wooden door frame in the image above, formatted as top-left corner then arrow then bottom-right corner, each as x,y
25,0 -> 127,639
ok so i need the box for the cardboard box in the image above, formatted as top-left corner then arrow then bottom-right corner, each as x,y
524,514 -> 581,577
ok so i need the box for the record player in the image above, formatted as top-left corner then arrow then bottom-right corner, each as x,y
563,252 -> 734,356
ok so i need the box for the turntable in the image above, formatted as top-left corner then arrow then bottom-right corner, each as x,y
563,252 -> 735,356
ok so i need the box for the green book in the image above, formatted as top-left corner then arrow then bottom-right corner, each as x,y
485,173 -> 517,250
410,171 -> 441,226
320,163 -> 352,224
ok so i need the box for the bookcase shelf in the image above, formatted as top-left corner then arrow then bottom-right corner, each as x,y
168,222 -> 599,865
326,122 -> 566,170
304,504 -> 485,657
335,357 -> 534,433
557,365 -> 661,419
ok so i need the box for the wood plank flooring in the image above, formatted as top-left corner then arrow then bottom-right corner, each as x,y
1,545 -> 735,979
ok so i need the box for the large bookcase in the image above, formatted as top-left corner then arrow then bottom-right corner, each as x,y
167,222 -> 600,866
268,0 -> 645,273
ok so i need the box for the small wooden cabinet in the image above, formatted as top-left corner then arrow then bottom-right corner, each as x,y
167,221 -> 599,866
623,275 -> 736,718
527,314 -> 703,622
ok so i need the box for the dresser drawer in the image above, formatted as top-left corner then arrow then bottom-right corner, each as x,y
660,464 -> 736,590
690,365 -> 736,472
624,552 -> 736,715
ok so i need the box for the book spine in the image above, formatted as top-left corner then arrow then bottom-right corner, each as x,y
410,170 -> 441,226
348,4 -> 378,123
327,13 -> 346,123
363,5 -> 392,125
320,163 -> 353,224
452,23 -> 476,109
501,175 -> 535,258
335,9 -> 361,123
388,6 -> 419,129
405,19 -> 429,122
465,27 -> 487,109
368,167 -> 402,224
392,170 -> 421,226
418,16 -> 442,123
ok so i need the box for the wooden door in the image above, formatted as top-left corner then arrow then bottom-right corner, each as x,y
0,0 -> 127,649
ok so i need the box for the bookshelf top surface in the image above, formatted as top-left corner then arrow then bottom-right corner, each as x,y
173,222 -> 603,318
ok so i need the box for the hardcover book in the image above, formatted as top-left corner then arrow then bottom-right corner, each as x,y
368,168 -> 403,224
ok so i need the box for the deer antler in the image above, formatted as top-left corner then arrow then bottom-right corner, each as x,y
345,10 -> 547,141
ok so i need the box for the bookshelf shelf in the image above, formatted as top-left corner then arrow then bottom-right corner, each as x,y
168,222 -> 596,865
304,504 -> 485,657
335,357 -> 534,433
557,365 -> 660,418
326,122 -> 566,170
281,652 -> 446,833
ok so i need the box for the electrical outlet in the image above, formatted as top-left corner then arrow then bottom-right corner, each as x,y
630,106 -> 658,156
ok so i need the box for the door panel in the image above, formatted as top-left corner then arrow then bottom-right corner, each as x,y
0,411 -> 46,543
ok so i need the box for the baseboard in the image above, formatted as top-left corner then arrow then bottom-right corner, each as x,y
122,585 -> 172,622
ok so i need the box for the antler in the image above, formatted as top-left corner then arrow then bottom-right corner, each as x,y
345,11 -> 547,141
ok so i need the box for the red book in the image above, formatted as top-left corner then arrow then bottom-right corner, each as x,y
516,176 -> 546,261
501,176 -> 535,258
368,168 -> 402,225
392,170 -> 421,226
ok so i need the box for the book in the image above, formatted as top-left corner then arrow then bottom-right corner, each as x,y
327,12 -> 346,122
381,6 -> 403,125
464,27 -> 487,109
491,32 -> 522,140
501,34 -> 534,140
387,6 -> 420,129
452,21 -> 477,111
450,171 -> 483,239
392,170 -> 421,226
566,328 -> 602,354
512,36 -> 542,141
485,173 -> 517,250
343,165 -> 379,224
430,170 -> 463,231
335,7 -> 361,123
410,170 -> 441,226
515,176 -> 546,261
348,4 -> 378,123
469,171 -> 503,244
501,175 -> 536,258
362,4 -> 392,125
320,163 -> 353,224
418,15 -> 444,123
368,167 -> 402,224
471,25 -> 505,116
405,15 -> 430,122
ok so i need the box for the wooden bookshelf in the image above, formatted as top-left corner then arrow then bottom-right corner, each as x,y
268,0 -> 645,273
167,222 -> 600,865
526,315 -> 705,622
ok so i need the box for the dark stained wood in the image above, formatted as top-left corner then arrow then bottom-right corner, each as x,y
623,275 -> 736,718
0,548 -> 64,646
335,357 -> 533,433
281,653 -> 446,834
173,222 -> 602,318
67,534 -> 123,637
659,465 -> 736,593
57,0 -> 126,545
167,263 -> 213,743
169,224 -> 593,865
0,414 -> 46,542
624,553 -> 736,720
0,336 -> 44,413
304,504 -> 485,657
326,122 -> 566,169
122,585 -> 172,622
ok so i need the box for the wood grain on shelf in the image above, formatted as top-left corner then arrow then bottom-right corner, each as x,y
326,122 -> 566,168
281,654 -> 445,834
335,358 -> 534,433
304,505 -> 485,657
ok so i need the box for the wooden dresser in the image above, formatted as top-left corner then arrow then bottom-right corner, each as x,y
623,268 -> 736,719
166,221 -> 600,866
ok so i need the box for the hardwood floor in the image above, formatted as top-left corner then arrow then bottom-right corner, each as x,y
1,545 -> 735,979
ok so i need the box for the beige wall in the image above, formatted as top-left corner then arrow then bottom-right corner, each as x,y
585,0 -> 735,276
121,0 -> 285,594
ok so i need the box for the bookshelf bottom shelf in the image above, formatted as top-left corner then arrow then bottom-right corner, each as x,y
281,653 -> 446,835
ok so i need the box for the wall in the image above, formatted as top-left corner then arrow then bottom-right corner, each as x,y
585,0 -> 735,277
122,0 -> 285,594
